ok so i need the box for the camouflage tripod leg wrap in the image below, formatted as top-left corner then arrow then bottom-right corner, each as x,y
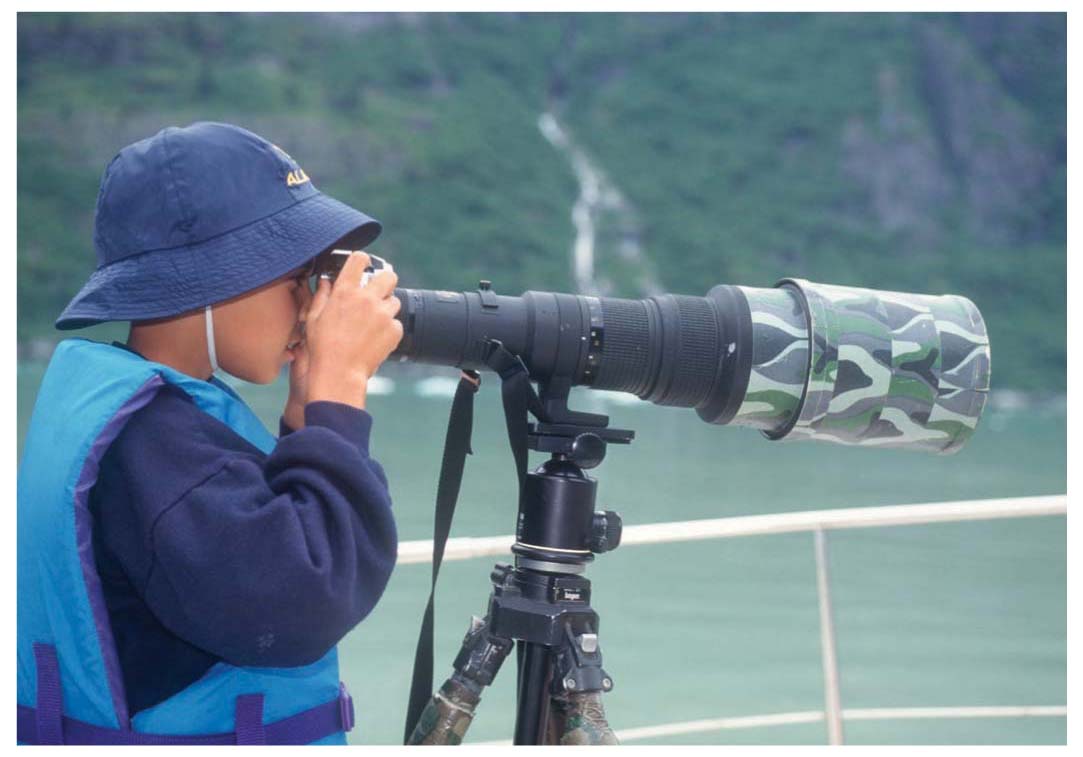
770,279 -> 991,453
406,676 -> 482,746
546,691 -> 620,745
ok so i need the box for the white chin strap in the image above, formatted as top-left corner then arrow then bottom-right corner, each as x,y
204,305 -> 220,376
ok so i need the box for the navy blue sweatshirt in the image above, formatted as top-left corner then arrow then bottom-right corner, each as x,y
88,351 -> 397,716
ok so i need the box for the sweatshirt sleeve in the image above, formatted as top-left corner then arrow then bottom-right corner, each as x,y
95,386 -> 397,668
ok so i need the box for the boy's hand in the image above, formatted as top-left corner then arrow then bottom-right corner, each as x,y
283,270 -> 318,429
283,335 -> 312,430
304,251 -> 403,410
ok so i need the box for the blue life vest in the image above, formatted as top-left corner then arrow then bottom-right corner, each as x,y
17,339 -> 354,745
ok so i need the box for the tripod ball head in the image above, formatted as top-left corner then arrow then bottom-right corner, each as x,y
590,511 -> 622,554
569,433 -> 606,468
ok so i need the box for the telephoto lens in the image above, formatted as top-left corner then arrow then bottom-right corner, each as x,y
391,278 -> 990,454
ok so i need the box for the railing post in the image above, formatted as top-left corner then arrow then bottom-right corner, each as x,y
814,527 -> 844,745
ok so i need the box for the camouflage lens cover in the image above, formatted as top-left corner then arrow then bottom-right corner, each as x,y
772,279 -> 990,454
730,286 -> 808,433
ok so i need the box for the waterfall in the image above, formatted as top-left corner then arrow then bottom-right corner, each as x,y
538,111 -> 661,297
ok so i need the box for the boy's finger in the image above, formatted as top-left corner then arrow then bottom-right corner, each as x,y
367,268 -> 399,299
307,276 -> 332,320
289,339 -> 309,372
336,250 -> 371,288
382,294 -> 402,317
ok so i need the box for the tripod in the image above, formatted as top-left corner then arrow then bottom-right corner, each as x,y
407,384 -> 632,745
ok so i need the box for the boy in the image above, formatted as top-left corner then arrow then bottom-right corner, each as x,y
17,122 -> 403,744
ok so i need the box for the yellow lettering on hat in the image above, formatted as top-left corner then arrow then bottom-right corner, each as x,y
286,168 -> 311,187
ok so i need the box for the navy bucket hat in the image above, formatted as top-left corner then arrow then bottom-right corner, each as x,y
56,121 -> 381,329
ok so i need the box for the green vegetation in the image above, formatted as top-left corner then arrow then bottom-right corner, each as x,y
17,13 -> 1065,390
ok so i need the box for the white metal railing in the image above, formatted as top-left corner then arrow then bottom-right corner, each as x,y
397,495 -> 1067,565
501,705 -> 1068,745
399,495 -> 1067,744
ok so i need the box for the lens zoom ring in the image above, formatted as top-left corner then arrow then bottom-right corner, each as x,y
655,295 -> 720,406
594,298 -> 651,394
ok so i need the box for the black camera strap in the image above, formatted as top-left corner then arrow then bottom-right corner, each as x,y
403,344 -> 546,744
403,369 -> 480,744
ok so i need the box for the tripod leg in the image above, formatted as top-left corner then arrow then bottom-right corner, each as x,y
547,691 -> 619,745
407,615 -> 513,745
544,624 -> 619,745
514,641 -> 553,745
406,676 -> 482,745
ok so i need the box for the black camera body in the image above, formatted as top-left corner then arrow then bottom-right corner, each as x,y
320,249 -> 390,287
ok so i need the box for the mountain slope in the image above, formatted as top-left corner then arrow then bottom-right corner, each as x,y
17,12 -> 1065,390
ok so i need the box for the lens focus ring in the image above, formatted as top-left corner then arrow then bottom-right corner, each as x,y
653,294 -> 720,406
593,298 -> 652,395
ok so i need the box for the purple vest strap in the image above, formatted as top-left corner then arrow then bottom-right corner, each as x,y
33,644 -> 64,745
19,645 -> 355,745
234,694 -> 266,745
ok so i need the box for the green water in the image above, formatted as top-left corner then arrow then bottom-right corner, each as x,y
17,360 -> 1067,744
